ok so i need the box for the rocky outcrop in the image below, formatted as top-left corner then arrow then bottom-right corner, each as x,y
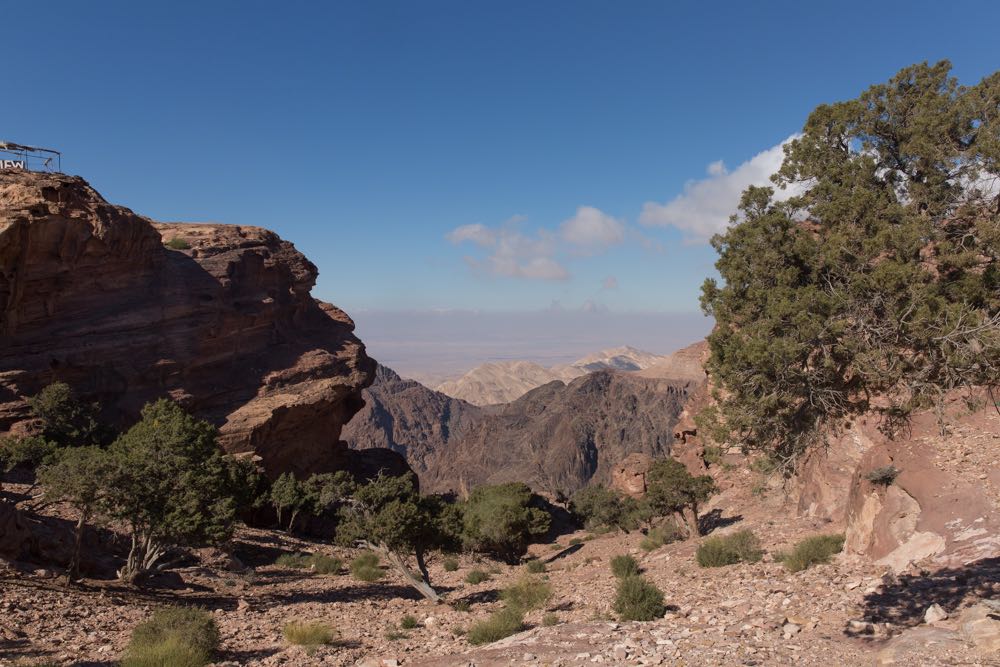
423,371 -> 697,495
610,453 -> 654,497
342,364 -> 484,477
794,392 -> 1000,572
0,171 -> 389,479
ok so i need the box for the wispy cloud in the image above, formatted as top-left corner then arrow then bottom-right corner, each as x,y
447,207 -> 624,281
639,136 -> 801,243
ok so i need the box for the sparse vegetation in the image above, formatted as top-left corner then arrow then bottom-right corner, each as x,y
541,612 -> 559,627
283,620 -> 334,647
865,465 -> 900,487
639,524 -> 683,552
466,606 -> 525,645
400,614 -> 419,629
275,552 -> 342,574
452,600 -> 471,612
350,552 -> 383,582
696,530 -> 764,567
525,559 -> 546,573
781,534 -> 845,572
610,554 -> 640,578
464,568 -> 489,584
613,576 -> 666,621
166,237 -> 191,250
569,537 -> 583,546
121,607 -> 219,667
500,575 -> 552,611
442,556 -> 459,571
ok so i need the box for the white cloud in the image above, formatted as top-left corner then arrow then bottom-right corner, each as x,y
448,220 -> 569,280
560,206 -> 624,250
446,223 -> 496,246
639,136 -> 801,243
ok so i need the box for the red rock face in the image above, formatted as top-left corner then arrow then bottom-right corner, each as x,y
0,171 -> 386,479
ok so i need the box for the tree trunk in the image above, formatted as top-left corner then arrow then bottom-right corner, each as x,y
66,509 -> 88,583
287,509 -> 299,534
384,549 -> 440,603
686,503 -> 701,538
119,531 -> 164,585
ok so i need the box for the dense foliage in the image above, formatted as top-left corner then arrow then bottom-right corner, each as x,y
105,400 -> 237,583
570,484 -> 643,531
701,61 -> 1000,463
613,576 -> 666,621
460,482 -> 550,564
643,459 -> 716,537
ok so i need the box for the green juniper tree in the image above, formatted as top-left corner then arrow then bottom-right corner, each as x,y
336,472 -> 460,602
642,459 -> 716,538
106,399 -> 236,584
37,446 -> 115,582
460,482 -> 551,564
701,61 -> 1000,464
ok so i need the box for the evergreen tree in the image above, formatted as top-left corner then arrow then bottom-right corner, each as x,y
701,61 -> 1000,463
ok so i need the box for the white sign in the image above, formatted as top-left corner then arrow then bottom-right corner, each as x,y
1,160 -> 26,170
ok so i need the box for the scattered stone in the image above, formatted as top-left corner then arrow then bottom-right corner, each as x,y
923,603 -> 948,624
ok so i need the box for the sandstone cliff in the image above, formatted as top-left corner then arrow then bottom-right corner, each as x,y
0,171 -> 395,479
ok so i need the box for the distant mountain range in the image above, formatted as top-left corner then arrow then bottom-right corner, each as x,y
434,345 -> 702,405
343,342 -> 707,493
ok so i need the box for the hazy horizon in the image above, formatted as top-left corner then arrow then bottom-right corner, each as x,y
352,308 -> 712,385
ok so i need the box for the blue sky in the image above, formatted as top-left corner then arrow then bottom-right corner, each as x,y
5,1 -> 1000,375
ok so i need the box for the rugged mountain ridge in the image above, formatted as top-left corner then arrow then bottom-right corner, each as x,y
341,364 -> 485,477
435,345 -> 679,406
423,370 -> 697,494
0,171 -> 397,479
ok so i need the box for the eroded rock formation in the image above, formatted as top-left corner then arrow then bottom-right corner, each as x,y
0,171 -> 393,479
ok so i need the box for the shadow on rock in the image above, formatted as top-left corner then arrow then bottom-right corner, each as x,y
859,557 -> 1000,628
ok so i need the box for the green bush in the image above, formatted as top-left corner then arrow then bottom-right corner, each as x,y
782,534 -> 845,573
464,569 -> 489,585
122,607 -> 219,667
639,524 -> 682,552
610,554 -> 640,578
283,620 -> 334,647
500,575 -> 552,611
696,530 -> 763,568
525,559 -> 546,573
570,484 -> 643,531
166,237 -> 191,250
442,557 -> 459,572
350,552 -> 383,582
276,552 -> 342,574
467,606 -> 524,645
613,576 -> 666,621
400,614 -> 419,630
461,482 -> 551,564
